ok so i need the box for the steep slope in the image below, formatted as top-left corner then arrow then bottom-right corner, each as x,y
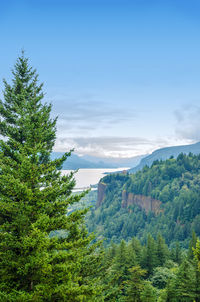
129,141 -> 200,173
87,153 -> 200,247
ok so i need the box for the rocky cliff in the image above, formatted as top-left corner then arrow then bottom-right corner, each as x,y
122,190 -> 162,214
97,181 -> 162,215
96,182 -> 107,207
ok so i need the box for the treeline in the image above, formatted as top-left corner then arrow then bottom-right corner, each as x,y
87,153 -> 200,246
97,233 -> 200,301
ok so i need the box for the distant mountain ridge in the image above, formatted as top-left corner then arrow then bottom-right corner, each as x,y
51,152 -> 144,170
51,153 -> 114,169
82,154 -> 145,168
129,142 -> 200,173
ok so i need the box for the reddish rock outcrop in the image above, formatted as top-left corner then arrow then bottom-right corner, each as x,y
96,182 -> 107,207
122,190 -> 162,215
97,184 -> 162,215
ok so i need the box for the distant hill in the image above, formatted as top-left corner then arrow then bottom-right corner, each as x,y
51,152 -> 144,170
129,142 -> 200,173
51,153 -> 115,169
82,154 -> 145,168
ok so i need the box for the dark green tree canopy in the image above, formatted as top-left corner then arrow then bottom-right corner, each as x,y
0,53 -> 101,301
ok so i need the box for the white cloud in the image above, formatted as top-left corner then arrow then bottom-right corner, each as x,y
54,136 -> 170,157
174,104 -> 200,142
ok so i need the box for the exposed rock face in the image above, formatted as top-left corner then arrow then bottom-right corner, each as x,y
96,182 -> 107,207
97,183 -> 161,215
122,190 -> 162,215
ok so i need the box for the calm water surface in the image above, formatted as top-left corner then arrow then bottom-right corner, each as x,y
61,168 -> 129,190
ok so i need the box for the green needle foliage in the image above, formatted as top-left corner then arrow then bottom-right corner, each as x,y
0,53 -> 101,301
194,239 -> 200,271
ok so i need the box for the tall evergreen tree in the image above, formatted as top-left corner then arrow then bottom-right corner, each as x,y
156,234 -> 169,267
142,234 -> 157,275
140,282 -> 157,302
0,53 -> 101,301
194,239 -> 200,270
175,259 -> 197,301
124,266 -> 146,302
188,231 -> 197,260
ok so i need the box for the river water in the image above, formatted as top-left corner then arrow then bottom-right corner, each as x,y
61,168 -> 129,191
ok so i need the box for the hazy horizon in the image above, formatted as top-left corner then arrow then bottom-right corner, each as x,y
1,0 -> 200,157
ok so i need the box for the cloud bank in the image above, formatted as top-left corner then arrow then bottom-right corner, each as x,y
54,136 -> 170,158
174,104 -> 200,142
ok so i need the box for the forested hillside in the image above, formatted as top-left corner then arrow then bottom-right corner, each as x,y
87,153 -> 200,247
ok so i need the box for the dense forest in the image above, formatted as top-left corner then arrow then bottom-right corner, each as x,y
97,232 -> 200,301
87,153 -> 200,247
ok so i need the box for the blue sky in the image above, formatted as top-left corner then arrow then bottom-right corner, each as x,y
1,0 -> 200,157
